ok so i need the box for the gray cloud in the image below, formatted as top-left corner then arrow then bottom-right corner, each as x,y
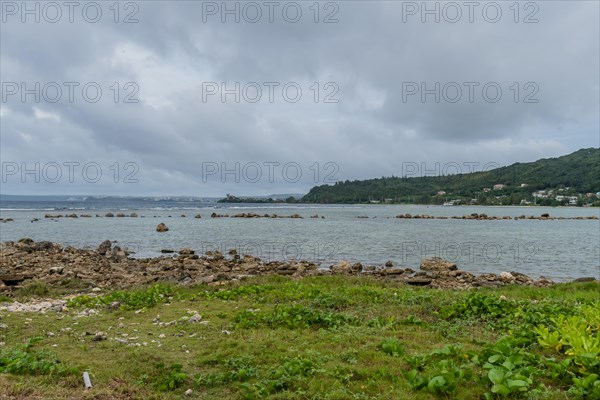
1,1 -> 598,196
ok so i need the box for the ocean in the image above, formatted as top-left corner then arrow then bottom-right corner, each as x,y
1,196 -> 599,281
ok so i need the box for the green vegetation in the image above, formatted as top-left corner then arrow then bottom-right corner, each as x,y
1,276 -> 599,399
302,148 -> 600,205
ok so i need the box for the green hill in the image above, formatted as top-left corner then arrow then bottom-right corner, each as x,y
302,148 -> 600,205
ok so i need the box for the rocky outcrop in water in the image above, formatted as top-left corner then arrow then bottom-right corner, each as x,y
156,223 -> 169,232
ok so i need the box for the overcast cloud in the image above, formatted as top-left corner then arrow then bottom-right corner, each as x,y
1,0 -> 598,196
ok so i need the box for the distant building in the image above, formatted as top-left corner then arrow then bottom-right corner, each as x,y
569,196 -> 578,206
520,183 -> 529,187
493,184 -> 506,190
437,191 -> 446,196
483,188 -> 491,193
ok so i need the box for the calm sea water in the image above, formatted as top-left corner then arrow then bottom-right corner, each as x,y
1,198 -> 599,281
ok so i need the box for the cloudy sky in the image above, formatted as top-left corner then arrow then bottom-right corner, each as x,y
1,0 -> 598,196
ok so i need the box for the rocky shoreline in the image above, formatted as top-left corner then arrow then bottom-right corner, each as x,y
0,239 -> 597,295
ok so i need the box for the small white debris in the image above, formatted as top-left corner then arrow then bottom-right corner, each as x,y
222,330 -> 231,335
83,371 -> 93,389
184,388 -> 193,396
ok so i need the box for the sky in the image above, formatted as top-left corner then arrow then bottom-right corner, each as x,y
1,0 -> 599,196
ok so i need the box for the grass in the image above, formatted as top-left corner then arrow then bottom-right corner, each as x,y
0,276 -> 598,399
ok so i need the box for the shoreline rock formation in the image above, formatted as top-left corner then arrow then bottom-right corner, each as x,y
0,240 -> 596,295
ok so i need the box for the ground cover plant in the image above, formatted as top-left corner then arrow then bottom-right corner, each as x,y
1,276 -> 598,399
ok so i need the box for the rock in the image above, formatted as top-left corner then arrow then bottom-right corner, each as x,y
156,223 -> 169,232
93,332 -> 107,341
536,276 -> 554,286
161,249 -> 175,253
198,275 -> 215,283
97,240 -> 112,255
105,213 -> 114,217
130,213 -> 138,217
385,261 -> 394,268
49,266 -> 64,274
499,271 -> 514,283
405,277 -> 432,286
572,277 -> 597,283
194,214 -> 202,218
188,313 -> 202,323
509,271 -> 533,284
179,248 -> 195,256
185,389 -> 193,396
420,257 -> 457,272
331,260 -> 352,274
109,301 -> 121,309
330,260 -> 362,274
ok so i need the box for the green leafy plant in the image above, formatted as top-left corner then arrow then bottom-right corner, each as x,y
0,337 -> 76,376
407,359 -> 469,395
379,338 -> 404,357
67,284 -> 176,310
152,363 -> 188,391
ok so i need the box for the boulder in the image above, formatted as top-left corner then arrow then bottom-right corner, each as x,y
179,248 -> 195,256
405,276 -> 432,286
499,271 -> 515,283
156,223 -> 169,232
420,257 -> 457,272
330,260 -> 352,274
330,260 -> 362,274
572,277 -> 597,283
97,240 -> 112,255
